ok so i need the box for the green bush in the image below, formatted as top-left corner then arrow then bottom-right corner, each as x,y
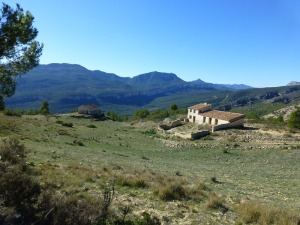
2,109 -> 23,117
106,111 -> 125,122
73,139 -> 84,146
246,112 -> 260,120
142,129 -> 161,138
40,100 -> 50,115
2,108 -> 42,116
62,122 -> 73,127
134,109 -> 150,119
55,120 -> 64,124
87,124 -> 97,128
170,104 -> 178,111
288,109 -> 300,130
149,109 -> 169,121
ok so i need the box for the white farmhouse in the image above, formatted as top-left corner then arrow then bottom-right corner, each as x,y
187,103 -> 245,132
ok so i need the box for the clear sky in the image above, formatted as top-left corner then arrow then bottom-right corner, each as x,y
5,0 -> 300,87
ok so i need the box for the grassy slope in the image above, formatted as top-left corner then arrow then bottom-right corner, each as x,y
1,114 -> 300,224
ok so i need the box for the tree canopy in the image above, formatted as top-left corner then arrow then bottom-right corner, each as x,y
134,109 -> 150,119
288,109 -> 300,130
40,100 -> 50,115
0,3 -> 43,109
170,104 -> 178,111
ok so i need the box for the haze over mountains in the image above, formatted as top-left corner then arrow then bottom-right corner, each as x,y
5,63 -> 300,114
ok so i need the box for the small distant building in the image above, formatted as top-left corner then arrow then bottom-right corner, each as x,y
78,104 -> 100,115
187,103 -> 245,132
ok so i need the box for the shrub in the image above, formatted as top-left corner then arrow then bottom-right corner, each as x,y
288,109 -> 300,130
58,129 -> 69,136
211,176 -> 218,183
142,129 -> 157,135
206,193 -> 227,212
202,136 -> 214,141
134,109 -> 150,119
175,171 -> 182,176
56,120 -> 73,127
0,170 -> 41,224
40,100 -> 50,115
49,195 -> 102,225
106,111 -> 124,122
73,139 -> 84,146
157,184 -> 186,201
246,112 -> 260,120
87,124 -> 97,128
0,139 -> 26,164
236,201 -> 300,225
55,120 -> 64,124
0,139 -> 42,224
149,109 -> 169,121
222,148 -> 229,154
2,109 -> 23,117
62,122 -> 73,127
134,212 -> 161,225
170,104 -> 178,111
142,129 -> 161,138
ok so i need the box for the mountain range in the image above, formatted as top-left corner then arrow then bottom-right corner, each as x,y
5,63 -> 300,114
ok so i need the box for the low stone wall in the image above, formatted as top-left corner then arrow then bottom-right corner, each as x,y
158,119 -> 182,131
212,119 -> 244,132
190,130 -> 210,139
172,130 -> 210,140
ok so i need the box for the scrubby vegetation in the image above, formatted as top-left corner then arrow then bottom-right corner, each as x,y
236,201 -> 300,225
0,138 -> 162,224
106,111 -> 128,122
1,100 -> 51,116
0,110 -> 300,224
288,109 -> 300,130
132,105 -> 187,121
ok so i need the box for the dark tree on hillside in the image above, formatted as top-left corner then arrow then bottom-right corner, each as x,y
170,104 -> 178,111
288,109 -> 300,130
0,3 -> 43,109
40,100 -> 50,115
134,109 -> 150,119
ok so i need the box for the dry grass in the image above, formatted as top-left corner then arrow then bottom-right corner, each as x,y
206,192 -> 227,211
236,201 -> 300,225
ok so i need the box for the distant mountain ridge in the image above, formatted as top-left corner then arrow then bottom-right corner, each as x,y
9,63 -> 296,114
288,81 -> 300,86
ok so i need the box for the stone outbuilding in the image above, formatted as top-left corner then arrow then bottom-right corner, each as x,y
187,103 -> 245,132
78,104 -> 100,115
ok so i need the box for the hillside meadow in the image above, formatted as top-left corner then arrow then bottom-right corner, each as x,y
0,113 -> 300,224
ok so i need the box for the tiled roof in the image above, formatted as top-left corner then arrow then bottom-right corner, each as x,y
200,110 -> 245,122
79,104 -> 99,109
189,103 -> 212,111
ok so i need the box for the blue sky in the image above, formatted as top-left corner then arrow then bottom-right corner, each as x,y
5,0 -> 300,87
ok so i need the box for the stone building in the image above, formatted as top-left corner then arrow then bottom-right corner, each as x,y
187,103 -> 245,131
78,104 -> 100,115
